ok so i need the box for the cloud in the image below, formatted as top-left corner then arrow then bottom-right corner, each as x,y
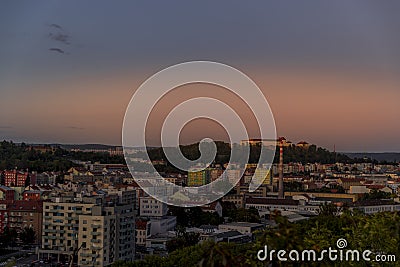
47,23 -> 72,54
49,48 -> 66,54
0,126 -> 13,129
49,23 -> 63,30
66,126 -> 85,130
48,32 -> 70,45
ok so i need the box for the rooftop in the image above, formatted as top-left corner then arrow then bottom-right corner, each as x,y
246,197 -> 299,206
219,222 -> 263,227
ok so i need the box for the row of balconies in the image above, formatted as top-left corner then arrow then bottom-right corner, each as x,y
43,229 -> 57,233
43,236 -> 58,240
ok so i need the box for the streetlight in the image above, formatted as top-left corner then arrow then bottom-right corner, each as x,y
91,243 -> 107,266
68,243 -> 83,267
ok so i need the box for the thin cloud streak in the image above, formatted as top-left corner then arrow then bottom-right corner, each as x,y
66,126 -> 85,130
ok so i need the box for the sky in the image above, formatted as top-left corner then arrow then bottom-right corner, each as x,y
0,1 -> 400,152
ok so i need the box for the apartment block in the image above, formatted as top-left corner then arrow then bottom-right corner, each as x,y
3,170 -> 28,187
188,169 -> 211,187
139,196 -> 168,217
39,196 -> 135,266
0,200 -> 43,243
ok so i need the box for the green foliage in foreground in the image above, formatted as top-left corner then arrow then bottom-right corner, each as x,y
114,210 -> 400,267
166,226 -> 200,253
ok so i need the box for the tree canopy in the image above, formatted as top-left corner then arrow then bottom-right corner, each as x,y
114,210 -> 400,267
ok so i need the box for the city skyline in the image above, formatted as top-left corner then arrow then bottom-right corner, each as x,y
1,1 -> 400,152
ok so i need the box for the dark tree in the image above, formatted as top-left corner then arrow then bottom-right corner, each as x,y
20,227 -> 36,244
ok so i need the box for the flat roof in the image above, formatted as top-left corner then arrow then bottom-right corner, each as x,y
219,222 -> 263,227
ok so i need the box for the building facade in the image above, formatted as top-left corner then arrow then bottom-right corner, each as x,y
0,200 -> 43,243
39,196 -> 135,266
188,169 -> 211,187
3,170 -> 29,187
139,196 -> 168,217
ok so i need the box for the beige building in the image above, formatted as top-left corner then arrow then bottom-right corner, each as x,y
235,184 -> 270,198
39,196 -> 135,266
222,194 -> 245,208
139,196 -> 168,217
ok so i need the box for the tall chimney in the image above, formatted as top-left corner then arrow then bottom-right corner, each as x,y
278,139 -> 284,199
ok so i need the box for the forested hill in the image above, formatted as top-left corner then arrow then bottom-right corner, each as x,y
145,141 -> 355,165
344,152 -> 400,163
0,140 -> 386,173
0,141 -> 125,172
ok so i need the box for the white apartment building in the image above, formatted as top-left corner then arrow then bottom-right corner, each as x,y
39,196 -> 135,266
139,196 -> 168,217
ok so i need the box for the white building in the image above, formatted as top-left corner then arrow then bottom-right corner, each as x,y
139,196 -> 168,217
218,222 -> 264,235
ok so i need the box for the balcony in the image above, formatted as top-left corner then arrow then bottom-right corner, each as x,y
91,232 -> 101,236
49,209 -> 61,213
91,239 -> 101,243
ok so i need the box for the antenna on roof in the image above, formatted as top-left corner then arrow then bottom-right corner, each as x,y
334,144 -> 337,163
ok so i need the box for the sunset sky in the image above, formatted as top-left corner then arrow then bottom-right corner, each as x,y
1,1 -> 400,152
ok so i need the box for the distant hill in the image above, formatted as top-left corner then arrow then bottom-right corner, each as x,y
145,142 -> 353,165
344,153 -> 400,163
56,144 -> 118,150
0,141 -> 126,172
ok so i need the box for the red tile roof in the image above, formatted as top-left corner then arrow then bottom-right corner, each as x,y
0,200 -> 43,211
